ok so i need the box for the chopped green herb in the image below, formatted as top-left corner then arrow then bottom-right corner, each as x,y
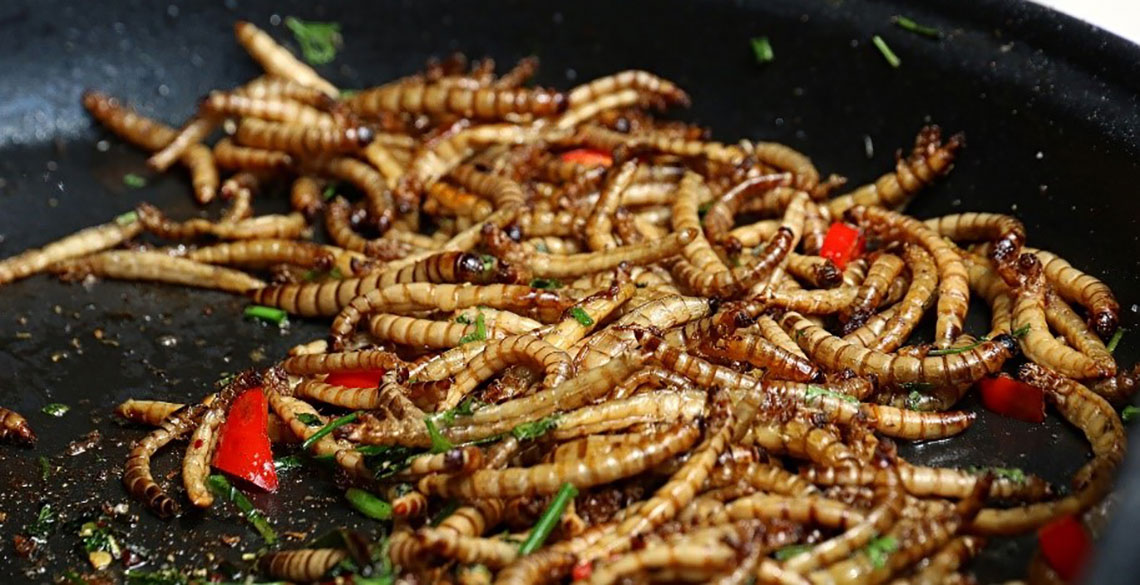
284,17 -> 342,65
1012,323 -> 1031,338
774,544 -> 811,561
123,173 -> 147,188
244,304 -> 288,326
518,482 -> 577,555
529,278 -> 563,290
480,254 -> 496,272
322,184 -> 338,201
568,307 -> 594,326
339,89 -> 359,99
214,372 -> 237,389
357,444 -> 420,479
424,417 -> 454,453
804,385 -> 859,404
274,455 -> 305,471
905,390 -> 928,412
1107,329 -> 1124,354
302,411 -> 360,451
750,36 -> 774,64
511,415 -> 561,441
967,466 -> 1026,484
39,456 -> 51,481
454,314 -> 472,325
1123,405 -> 1138,423
345,488 -> 393,521
207,474 -> 277,544
865,535 -> 898,569
871,35 -> 901,68
296,413 -> 323,427
79,518 -> 122,559
430,500 -> 460,527
533,241 -> 550,254
928,339 -> 986,356
697,201 -> 713,219
892,15 -> 941,38
304,266 -> 345,281
42,402 -> 70,417
457,311 -> 487,344
28,503 -> 55,539
431,396 -> 486,427
115,210 -> 139,226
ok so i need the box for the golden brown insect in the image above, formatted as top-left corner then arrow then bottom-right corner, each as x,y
925,211 -> 1026,268
233,21 -> 338,96
54,250 -> 266,293
0,407 -> 36,446
841,252 -> 905,331
346,82 -> 567,120
185,239 -> 333,270
0,215 -> 142,286
259,548 -> 348,582
585,160 -> 640,251
235,118 -> 373,158
213,138 -> 295,171
123,398 -> 212,518
566,69 -> 690,109
202,91 -> 337,127
1009,245 -> 1121,338
698,334 -> 822,382
803,463 -> 1053,502
865,245 -> 938,352
147,117 -> 218,174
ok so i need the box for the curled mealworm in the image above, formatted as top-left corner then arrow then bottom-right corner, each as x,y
259,548 -> 348,582
0,407 -> 36,446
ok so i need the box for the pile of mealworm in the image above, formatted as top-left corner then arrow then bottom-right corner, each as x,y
0,20 -> 1134,585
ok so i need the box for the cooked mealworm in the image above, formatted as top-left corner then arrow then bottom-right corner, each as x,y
699,334 -> 822,382
181,408 -> 225,508
842,253 -> 905,332
214,138 -> 294,171
136,203 -> 307,241
388,486 -> 429,518
367,314 -> 507,348
0,407 -> 35,446
909,536 -> 984,585
749,419 -> 857,468
83,90 -> 176,150
1011,253 -> 1113,378
235,117 -> 373,156
550,390 -> 706,440
240,75 -> 337,108
587,541 -> 736,585
444,334 -> 573,403
147,116 -> 218,173
866,245 -> 938,352
202,91 -> 337,127
0,215 -> 142,286
234,21 -> 338,96
123,398 -> 213,518
847,205 -> 970,346
181,144 -> 221,204
54,250 -> 265,293
555,88 -> 645,130
567,70 -> 689,109
114,399 -> 296,444
826,125 -> 963,216
786,253 -> 843,289
402,124 -> 554,197
1045,292 -> 1116,375
575,295 -> 711,369
259,548 -> 348,582
924,212 -> 1026,268
803,463 -> 1053,502
346,82 -> 567,120
404,446 -> 485,476
1088,363 -> 1140,405
426,181 -> 494,219
185,239 -> 333,270
567,126 -> 747,166
526,228 -> 697,279
419,529 -> 519,568
725,493 -> 864,530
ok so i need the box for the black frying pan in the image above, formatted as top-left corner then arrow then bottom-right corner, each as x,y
1,0 -> 1138,583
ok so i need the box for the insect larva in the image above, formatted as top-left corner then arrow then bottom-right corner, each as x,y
724,493 -> 864,530
426,181 -> 494,219
202,91 -> 337,127
315,155 -> 403,221
826,125 -> 964,216
367,313 -> 507,349
866,245 -> 938,352
123,399 -> 212,518
568,126 -> 748,166
586,160 -> 640,251
1012,245 -> 1120,339
0,407 -> 36,446
698,334 -> 822,382
0,216 -> 142,286
567,70 -> 690,109
83,90 -> 176,150
555,88 -> 644,130
363,141 -> 406,189
418,529 -> 519,568
449,164 -> 527,209
924,211 -> 1026,268
587,542 -> 736,585
240,75 -> 338,109
259,548 -> 348,582
181,408 -> 225,508
842,252 -> 906,332
186,239 -> 333,270
148,116 -> 218,173
238,118 -> 372,157
233,21 -> 338,96
749,419 -> 856,468
345,82 -> 567,120
55,250 -> 265,293
785,253 -> 842,289
803,463 -> 1053,502
213,138 -> 294,172
288,176 -> 325,218
744,141 -> 821,193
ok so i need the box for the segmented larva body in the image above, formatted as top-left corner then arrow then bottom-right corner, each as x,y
259,548 -> 348,582
586,542 -> 736,585
240,75 -> 337,108
586,160 -> 640,251
842,252 -> 905,331
83,90 -> 177,150
699,334 -> 822,382
213,138 -> 294,171
202,91 -> 337,127
1014,245 -> 1120,338
185,239 -> 333,270
289,176 -> 325,218
0,407 -> 36,446
235,117 -> 373,156
346,82 -> 567,120
181,408 -> 225,508
924,212 -> 1026,268
54,250 -> 266,293
866,245 -> 938,352
785,253 -> 842,289
123,400 -> 211,518
233,21 -> 338,96
749,419 -> 857,468
0,216 -> 142,286
803,463 -> 1053,502
147,116 -> 218,173
569,126 -> 747,166
566,70 -> 690,109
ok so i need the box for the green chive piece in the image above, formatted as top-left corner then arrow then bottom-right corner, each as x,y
1012,323 -> 1031,338
928,339 -> 986,356
207,474 -> 277,544
430,500 -> 460,527
774,544 -> 812,561
322,184 -> 337,201
457,311 -> 487,344
750,36 -> 774,64
967,466 -> 1026,483
274,455 -> 305,472
480,254 -> 496,273
529,278 -> 563,290
39,456 -> 51,481
424,417 -> 454,453
568,307 -> 594,326
454,314 -> 472,325
339,89 -> 359,99
1123,405 -> 1138,423
697,201 -> 713,219
122,173 -> 147,188
804,385 -> 859,404
518,482 -> 578,555
284,17 -> 342,65
244,305 -> 289,326
28,503 -> 55,539
865,535 -> 898,569
42,403 -> 70,417
872,35 -> 901,68
301,411 -> 360,451
1107,329 -> 1124,354
892,15 -> 941,38
115,210 -> 139,226
345,487 -> 393,521
511,415 -> 561,441
295,413 -> 322,427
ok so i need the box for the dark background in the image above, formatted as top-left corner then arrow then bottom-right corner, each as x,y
0,0 -> 1138,583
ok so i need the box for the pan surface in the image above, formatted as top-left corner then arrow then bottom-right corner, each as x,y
1,0 -> 1138,583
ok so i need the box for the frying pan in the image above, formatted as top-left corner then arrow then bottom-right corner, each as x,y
1,0 -> 1138,582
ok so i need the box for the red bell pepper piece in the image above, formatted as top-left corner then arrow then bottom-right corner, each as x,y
1038,514 -> 1091,581
978,374 -> 1046,423
819,222 -> 864,269
560,148 -> 613,168
324,369 -> 385,388
212,387 -> 278,492
570,561 -> 593,581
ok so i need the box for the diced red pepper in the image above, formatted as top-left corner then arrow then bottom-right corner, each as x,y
1038,514 -> 1091,581
819,222 -> 864,269
570,561 -> 593,581
212,387 -> 278,492
978,374 -> 1046,423
324,369 -> 385,388
560,148 -> 613,168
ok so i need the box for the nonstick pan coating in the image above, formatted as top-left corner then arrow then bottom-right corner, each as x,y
1,0 -> 1138,583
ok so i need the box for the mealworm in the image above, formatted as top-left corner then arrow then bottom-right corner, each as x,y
865,245 -> 938,352
575,295 -> 711,369
847,205 -> 970,346
0,407 -> 35,446
1011,253 -> 1113,378
54,250 -> 265,293
785,253 -> 842,289
803,463 -> 1053,502
0,215 -> 142,286
181,408 -> 226,508
234,21 -> 338,96
699,334 -> 822,382
909,536 -> 983,585
444,334 -> 573,408
401,124 -> 553,197
555,88 -> 645,130
259,548 -> 347,582
585,160 -> 640,251
123,398 -> 214,518
418,529 -> 519,568
587,541 -> 736,585
185,239 -> 333,270
525,228 -> 697,279
825,125 -> 963,216
724,493 -> 864,530
136,202 -> 307,241
1088,363 -> 1140,405
426,181 -> 494,219
241,75 -> 338,108
567,70 -> 690,109
214,137 -> 294,171
346,82 -> 567,120
1045,291 -> 1116,376
749,419 -> 858,468
367,314 -> 507,348
235,117 -> 373,156
147,116 -> 218,173
202,91 -> 337,127
999,245 -> 1121,339
550,390 -> 706,440
924,212 -> 1026,268
113,398 -> 296,444
842,253 -> 905,332
83,90 -> 177,150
